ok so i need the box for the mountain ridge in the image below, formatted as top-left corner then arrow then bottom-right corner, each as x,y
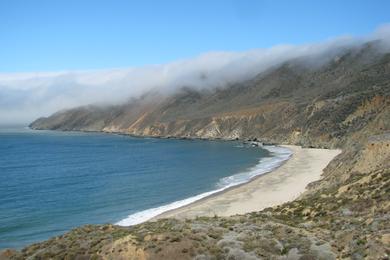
30,41 -> 390,149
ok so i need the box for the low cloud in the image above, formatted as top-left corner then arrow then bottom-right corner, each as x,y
1,24 -> 389,125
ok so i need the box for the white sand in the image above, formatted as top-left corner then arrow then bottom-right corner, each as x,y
155,145 -> 341,219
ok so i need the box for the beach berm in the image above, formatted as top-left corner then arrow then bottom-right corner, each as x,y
155,145 -> 341,219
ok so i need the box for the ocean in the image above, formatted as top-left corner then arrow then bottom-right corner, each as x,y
0,127 -> 291,249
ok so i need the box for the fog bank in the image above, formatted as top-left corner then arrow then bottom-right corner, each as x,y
1,24 -> 389,125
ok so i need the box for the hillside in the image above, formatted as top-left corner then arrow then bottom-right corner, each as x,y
2,41 -> 389,259
30,41 -> 390,149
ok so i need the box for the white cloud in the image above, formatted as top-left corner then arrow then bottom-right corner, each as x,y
0,24 -> 389,125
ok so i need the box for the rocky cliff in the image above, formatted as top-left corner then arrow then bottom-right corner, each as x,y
3,41 -> 389,259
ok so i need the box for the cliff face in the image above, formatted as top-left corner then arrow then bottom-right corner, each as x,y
4,42 -> 389,259
30,42 -> 390,149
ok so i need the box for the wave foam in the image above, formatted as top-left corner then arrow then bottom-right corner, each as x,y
116,145 -> 292,226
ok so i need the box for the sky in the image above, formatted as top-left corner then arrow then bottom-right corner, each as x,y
1,0 -> 390,72
0,0 -> 389,125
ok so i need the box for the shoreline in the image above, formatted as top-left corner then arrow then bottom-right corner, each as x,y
153,145 -> 341,220
29,126 -> 278,144
116,145 -> 292,226
27,128 -> 341,225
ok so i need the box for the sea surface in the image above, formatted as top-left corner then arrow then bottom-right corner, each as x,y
0,127 -> 291,249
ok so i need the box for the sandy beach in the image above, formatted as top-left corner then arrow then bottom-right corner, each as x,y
155,145 -> 341,219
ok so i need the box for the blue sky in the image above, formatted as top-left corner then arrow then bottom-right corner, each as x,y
0,0 -> 390,72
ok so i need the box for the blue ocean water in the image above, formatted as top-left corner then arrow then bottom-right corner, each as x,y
0,127 -> 290,249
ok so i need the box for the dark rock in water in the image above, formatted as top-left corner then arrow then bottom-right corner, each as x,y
262,142 -> 276,146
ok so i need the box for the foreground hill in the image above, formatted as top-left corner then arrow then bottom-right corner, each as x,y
3,135 -> 389,259
2,41 -> 389,259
